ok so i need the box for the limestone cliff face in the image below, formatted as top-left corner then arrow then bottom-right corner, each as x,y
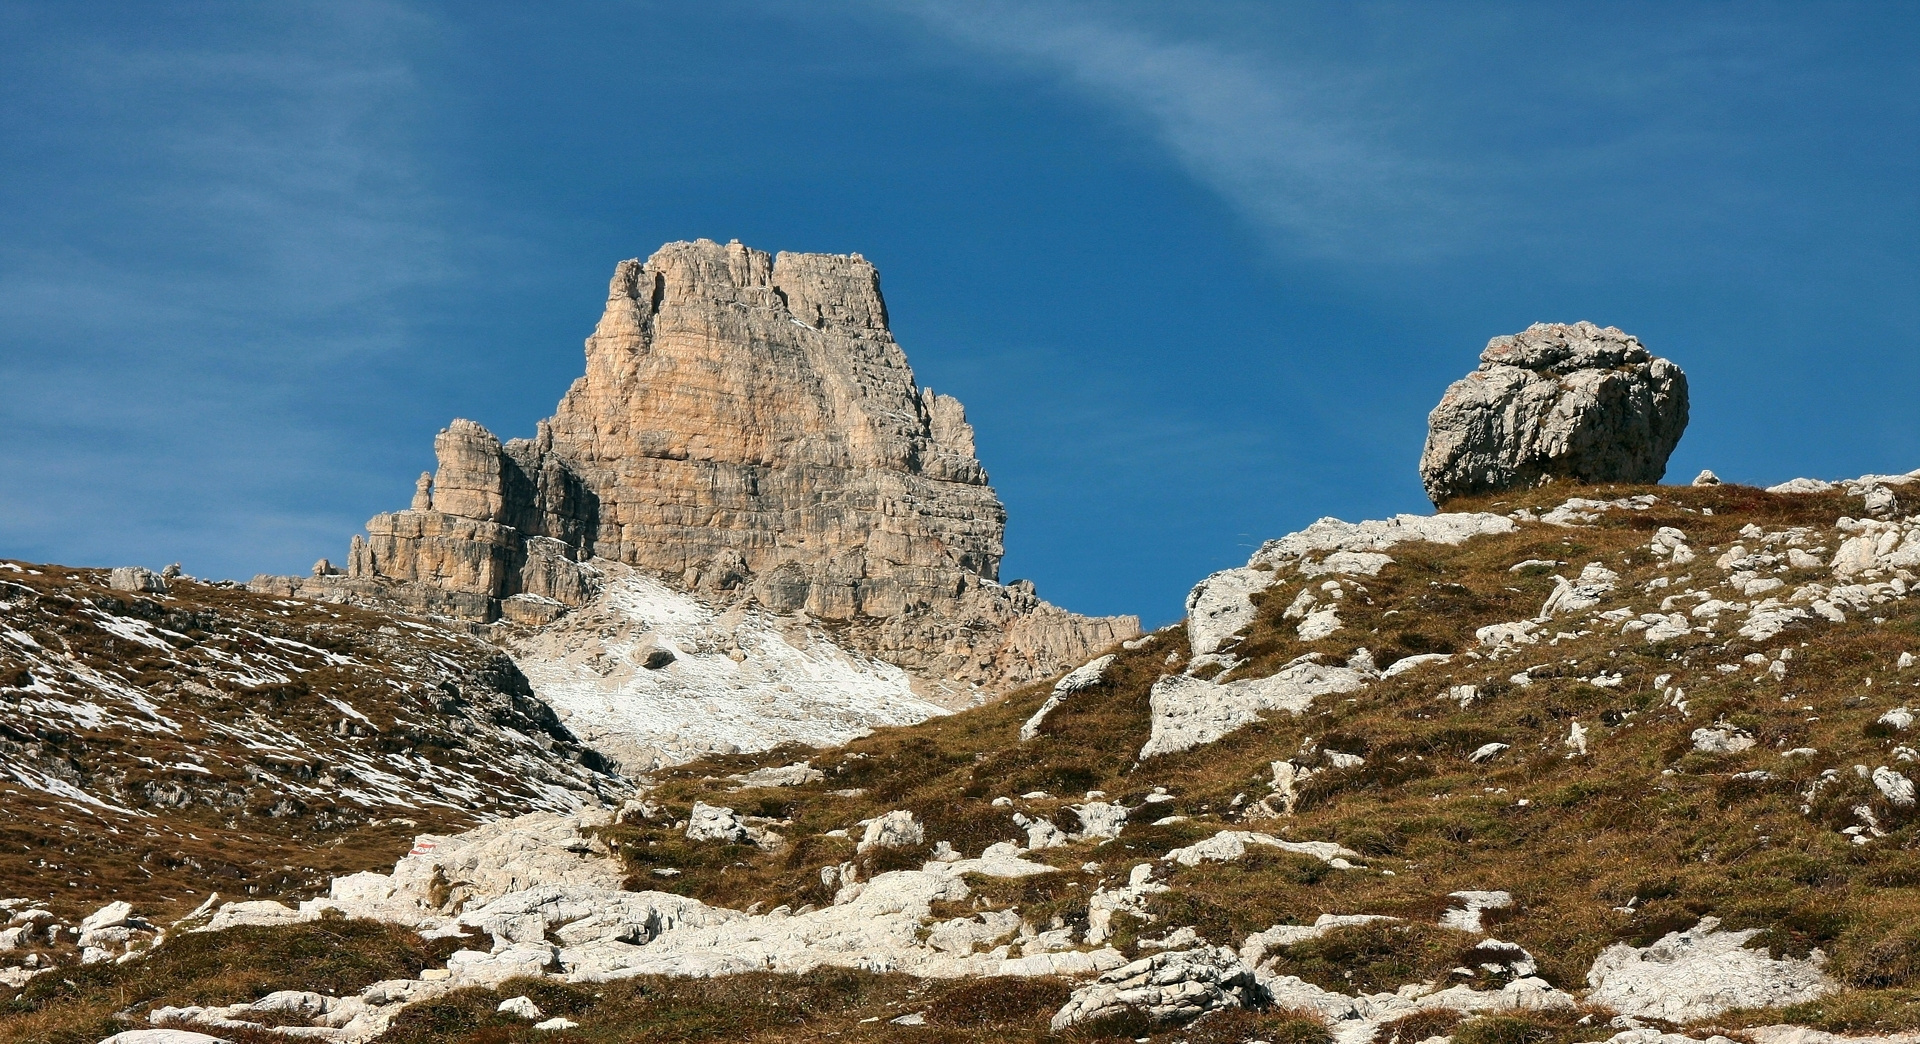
543,241 -> 1006,620
282,239 -> 1136,694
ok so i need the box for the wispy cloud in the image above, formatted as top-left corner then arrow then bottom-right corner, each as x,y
884,1 -> 1476,259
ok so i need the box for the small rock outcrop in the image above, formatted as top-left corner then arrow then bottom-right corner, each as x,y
1049,946 -> 1263,1029
261,239 -> 1136,694
107,566 -> 168,594
1585,917 -> 1833,1021
684,802 -> 752,844
1420,322 -> 1688,505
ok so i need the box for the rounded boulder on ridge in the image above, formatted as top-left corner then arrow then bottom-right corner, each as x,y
1419,321 -> 1688,505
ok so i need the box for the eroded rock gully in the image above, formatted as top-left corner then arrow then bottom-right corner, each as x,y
257,239 -> 1135,695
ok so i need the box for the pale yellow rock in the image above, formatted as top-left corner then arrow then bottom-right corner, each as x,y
281,239 -> 1135,694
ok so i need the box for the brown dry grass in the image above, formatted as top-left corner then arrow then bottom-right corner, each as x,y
378,972 -> 1338,1043
0,562 -> 613,921
586,481 -> 1920,1035
0,917 -> 457,1044
9,479 -> 1920,1042
381,970 -> 1090,1043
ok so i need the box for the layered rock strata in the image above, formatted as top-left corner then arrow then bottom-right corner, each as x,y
266,239 -> 1135,693
1420,322 -> 1688,505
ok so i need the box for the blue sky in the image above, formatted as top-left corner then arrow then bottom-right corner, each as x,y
2,1 -> 1916,625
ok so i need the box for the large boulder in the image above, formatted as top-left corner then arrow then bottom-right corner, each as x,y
1420,322 -> 1688,505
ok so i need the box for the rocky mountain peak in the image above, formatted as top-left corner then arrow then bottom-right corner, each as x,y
266,239 -> 1136,696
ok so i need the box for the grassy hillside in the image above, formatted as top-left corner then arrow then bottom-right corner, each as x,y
596,481 -> 1920,1036
9,479 -> 1920,1042
0,563 -> 620,925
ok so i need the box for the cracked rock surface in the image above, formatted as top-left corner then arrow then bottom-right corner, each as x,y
1421,322 -> 1688,505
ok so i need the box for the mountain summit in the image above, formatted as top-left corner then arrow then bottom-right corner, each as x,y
263,239 -> 1137,696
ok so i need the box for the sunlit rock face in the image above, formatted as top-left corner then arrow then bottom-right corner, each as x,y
291,239 -> 1134,694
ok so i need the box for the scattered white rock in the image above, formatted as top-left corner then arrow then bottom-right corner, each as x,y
1299,551 -> 1396,578
859,810 -> 926,852
1186,569 -> 1274,658
1650,527 -> 1696,565
1049,946 -> 1260,1029
1141,658 -> 1368,758
107,566 -> 169,594
1768,477 -> 1835,494
1644,614 -> 1693,642
1239,914 -> 1399,966
1014,812 -> 1069,850
1585,917 -> 1834,1021
1540,495 -> 1660,527
1565,721 -> 1589,756
1873,766 -> 1916,808
1067,801 -> 1130,839
97,1033 -> 231,1044
1475,621 -> 1540,654
1383,653 -> 1453,678
686,802 -> 753,844
1469,742 -> 1510,764
1140,925 -> 1203,951
731,762 -> 825,788
1248,761 -> 1318,818
1257,969 -> 1574,1036
1164,830 -> 1361,868
1283,588 -> 1318,620
1439,891 -> 1512,934
201,900 -> 307,932
1605,1031 -> 1742,1044
449,944 -> 556,986
1324,750 -> 1365,770
79,901 -> 134,934
1739,602 -> 1811,642
1297,607 -> 1343,641
1864,484 -> 1901,519
1787,548 -> 1825,570
498,995 -> 544,1019
1021,654 -> 1117,741
1691,728 -> 1757,755
1251,514 -> 1517,567
1746,1026 -> 1920,1044
1541,563 -> 1619,617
